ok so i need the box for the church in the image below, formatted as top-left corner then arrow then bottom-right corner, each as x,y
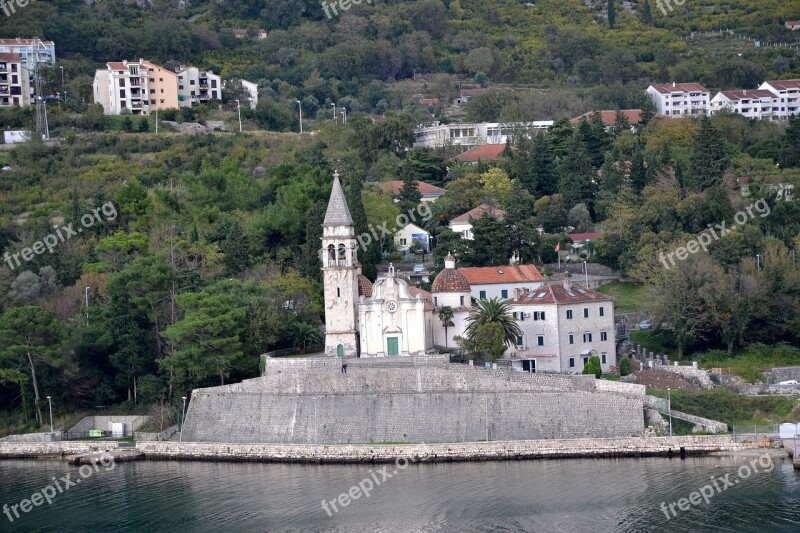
321,173 -> 473,357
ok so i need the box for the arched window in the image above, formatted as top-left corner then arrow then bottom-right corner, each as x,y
327,244 -> 335,262
337,287 -> 341,297
338,244 -> 346,263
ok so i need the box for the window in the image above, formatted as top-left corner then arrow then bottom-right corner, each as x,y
433,297 -> 437,306
479,290 -> 486,299
600,332 -> 608,341
533,311 -> 545,321
537,335 -> 544,346
211,80 -> 217,88
501,289 -> 508,298
566,309 -> 573,319
336,287 -> 340,297
399,238 -> 407,246
516,335 -> 523,346
119,89 -> 125,98
337,244 -> 346,262
583,357 -> 589,366
569,358 -> 575,368
583,332 -> 592,343
599,306 -> 604,317
569,334 -> 574,345
179,85 -> 184,90
190,80 -> 195,85
583,308 -> 589,318
120,79 -> 125,87
460,296 -> 464,306
601,353 -> 607,364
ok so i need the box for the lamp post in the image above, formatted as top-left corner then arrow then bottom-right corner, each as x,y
84,286 -> 90,326
667,388 -> 673,437
756,253 -> 761,271
296,99 -> 303,133
59,66 -> 64,106
155,108 -> 158,134
180,396 -> 187,442
235,99 -> 242,133
46,396 -> 53,433
331,102 -> 336,123
341,108 -> 347,124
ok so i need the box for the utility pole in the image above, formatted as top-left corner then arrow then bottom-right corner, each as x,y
235,99 -> 242,133
33,37 -> 49,140
84,286 -> 91,326
296,99 -> 303,133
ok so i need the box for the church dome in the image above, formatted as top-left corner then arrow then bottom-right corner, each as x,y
432,260 -> 470,293
357,274 -> 373,297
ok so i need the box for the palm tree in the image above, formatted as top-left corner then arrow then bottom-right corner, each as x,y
464,297 -> 522,348
437,306 -> 454,347
290,322 -> 323,352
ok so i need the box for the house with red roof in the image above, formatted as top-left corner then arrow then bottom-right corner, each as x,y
758,80 -> 800,118
710,90 -> 783,121
453,144 -> 509,163
646,82 -> 710,117
449,204 -> 505,240
458,264 -> 544,301
570,110 -> 643,132
378,180 -> 446,203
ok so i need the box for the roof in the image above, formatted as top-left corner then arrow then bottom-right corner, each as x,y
451,204 -> 505,224
649,83 -> 709,94
357,274 -> 373,298
107,61 -> 129,70
570,109 -> 642,126
458,265 -> 543,285
378,180 -> 446,196
323,175 -> 354,227
454,144 -> 508,162
516,283 -> 614,305
419,98 -> 440,105
407,286 -> 435,311
460,88 -> 487,97
762,79 -> 800,91
715,90 -> 776,101
567,232 -> 603,241
0,38 -> 55,46
431,268 -> 471,293
0,53 -> 21,62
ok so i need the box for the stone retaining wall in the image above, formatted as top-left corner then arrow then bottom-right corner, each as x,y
135,425 -> 178,442
0,441 -> 121,458
69,415 -> 150,434
595,379 -> 646,396
659,365 -> 715,388
0,432 -> 60,443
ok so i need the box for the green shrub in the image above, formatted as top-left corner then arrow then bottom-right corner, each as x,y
619,356 -> 632,376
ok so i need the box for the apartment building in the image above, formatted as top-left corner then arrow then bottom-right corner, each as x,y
176,66 -> 222,107
758,80 -> 800,118
93,59 -> 178,115
0,53 -> 30,107
414,120 -> 553,148
646,82 -> 710,117
710,90 -> 782,120
0,38 -> 55,68
508,280 -> 616,374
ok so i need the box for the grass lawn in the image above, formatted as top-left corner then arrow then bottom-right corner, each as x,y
596,281 -> 649,313
629,330 -> 679,358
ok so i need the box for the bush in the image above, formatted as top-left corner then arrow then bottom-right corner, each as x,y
582,355 -> 602,378
619,356 -> 632,376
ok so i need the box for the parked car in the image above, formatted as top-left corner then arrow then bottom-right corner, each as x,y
778,380 -> 799,385
639,320 -> 652,330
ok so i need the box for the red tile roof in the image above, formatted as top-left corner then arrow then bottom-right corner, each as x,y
454,144 -> 509,162
458,265 -> 543,285
408,286 -> 436,310
460,88 -> 487,97
762,79 -> 800,91
649,83 -> 709,94
715,90 -> 776,101
570,109 -> 642,126
378,180 -> 446,196
357,274 -> 373,297
419,98 -> 440,105
517,283 -> 614,305
0,38 -> 55,46
451,204 -> 505,224
0,53 -> 21,62
107,61 -> 129,70
431,268 -> 471,293
567,232 -> 604,241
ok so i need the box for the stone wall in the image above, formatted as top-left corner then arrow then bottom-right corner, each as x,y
136,435 -> 766,463
0,441 -> 120,458
135,425 -> 178,442
595,379 -> 646,396
183,360 -> 644,444
764,366 -> 800,384
69,415 -> 150,434
659,365 -> 715,388
0,432 -> 60,443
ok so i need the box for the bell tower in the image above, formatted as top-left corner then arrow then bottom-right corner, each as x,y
321,171 -> 360,357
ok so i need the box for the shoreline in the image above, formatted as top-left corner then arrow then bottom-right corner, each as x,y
0,435 -> 784,464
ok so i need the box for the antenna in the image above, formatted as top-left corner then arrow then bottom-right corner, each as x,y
32,37 -> 49,139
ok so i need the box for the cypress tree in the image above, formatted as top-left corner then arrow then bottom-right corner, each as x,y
608,0 -> 616,28
688,116 -> 730,190
639,0 -> 652,24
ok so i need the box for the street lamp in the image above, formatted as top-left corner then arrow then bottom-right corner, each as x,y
180,396 -> 187,442
341,108 -> 346,124
667,388 -> 673,437
235,99 -> 242,133
46,396 -> 53,433
59,66 -> 64,105
331,102 -> 336,123
296,99 -> 303,133
756,253 -> 761,271
85,286 -> 90,326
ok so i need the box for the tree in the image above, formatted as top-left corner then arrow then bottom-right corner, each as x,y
464,297 -> 523,350
534,195 -> 568,234
568,203 -> 593,233
688,116 -> 729,190
220,220 -> 250,276
639,0 -> 652,24
583,355 -> 602,378
438,306 -> 454,348
397,176 -> 422,215
0,306 -> 65,425
533,133 -> 558,196
346,178 -> 380,279
300,201 -> 326,282
779,114 -> 800,169
290,322 -> 323,351
474,322 -> 507,361
619,356 -> 632,376
138,117 -> 149,132
8,268 -> 58,304
470,214 -> 512,266
557,134 -> 596,210
607,0 -> 616,28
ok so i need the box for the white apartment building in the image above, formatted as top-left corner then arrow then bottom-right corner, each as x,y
0,38 -> 55,68
176,66 -> 222,107
710,90 -> 782,120
449,204 -> 505,240
0,53 -> 30,107
646,82 -> 710,117
93,59 -> 179,115
459,265 -> 545,301
241,80 -> 258,109
758,80 -> 800,118
414,120 -> 553,148
508,281 -> 616,374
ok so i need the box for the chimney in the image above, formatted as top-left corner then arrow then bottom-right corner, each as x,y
562,278 -> 571,290
743,89 -> 747,95
672,81 -> 676,88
